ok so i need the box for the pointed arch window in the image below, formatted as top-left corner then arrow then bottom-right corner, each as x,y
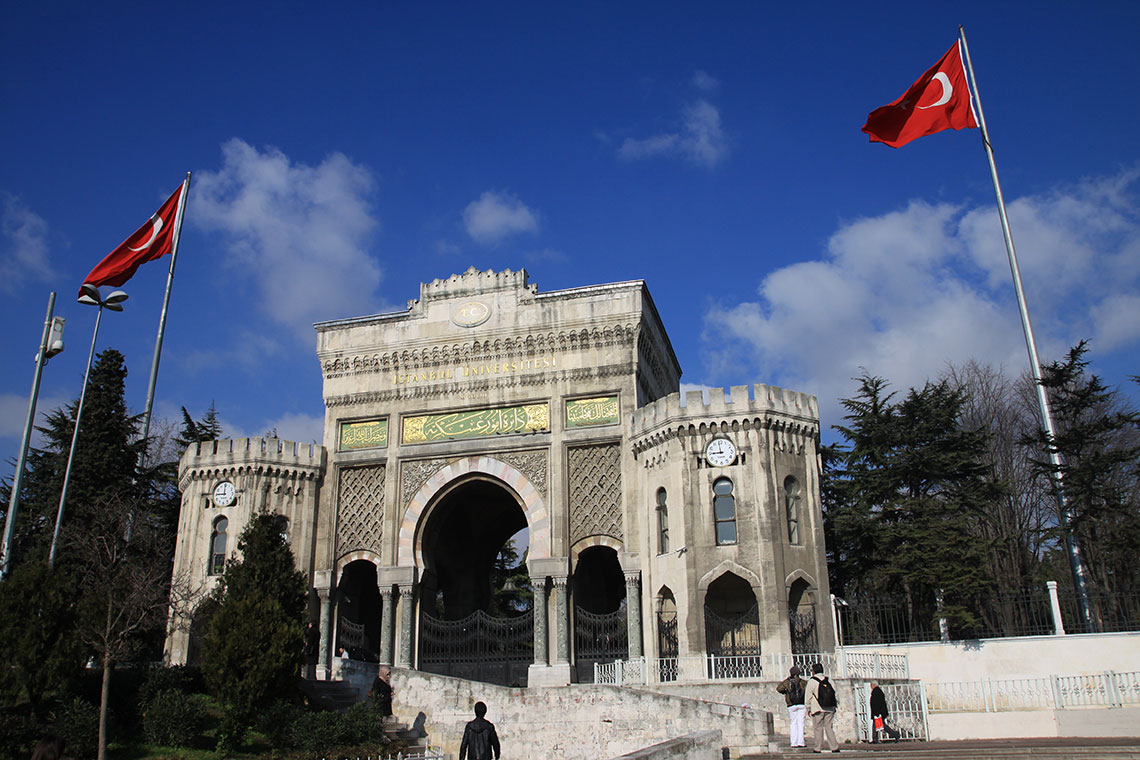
656,488 -> 670,554
785,476 -> 801,544
713,477 -> 737,545
209,517 -> 228,575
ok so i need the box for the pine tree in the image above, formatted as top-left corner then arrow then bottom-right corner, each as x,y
202,511 -> 307,746
175,401 -> 223,450
825,375 -> 1000,638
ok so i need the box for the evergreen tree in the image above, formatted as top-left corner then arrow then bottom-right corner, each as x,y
825,375 -> 1001,637
174,401 -> 223,450
1026,342 -> 1140,604
202,511 -> 306,746
488,538 -> 532,616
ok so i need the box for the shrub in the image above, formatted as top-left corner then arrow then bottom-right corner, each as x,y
139,665 -> 204,708
0,712 -> 40,760
142,689 -> 207,747
52,697 -> 99,760
287,701 -> 390,753
255,699 -> 304,749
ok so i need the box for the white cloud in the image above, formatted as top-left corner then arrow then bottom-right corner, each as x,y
463,191 -> 539,246
703,170 -> 1140,430
691,70 -> 720,92
223,411 -> 325,445
191,139 -> 382,336
619,98 -> 728,169
0,391 -> 68,447
0,194 -> 54,293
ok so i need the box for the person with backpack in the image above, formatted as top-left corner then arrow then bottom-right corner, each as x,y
775,665 -> 808,748
806,662 -> 840,753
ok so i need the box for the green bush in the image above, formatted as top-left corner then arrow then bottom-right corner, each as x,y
52,697 -> 99,760
142,689 -> 207,747
286,700 -> 390,753
255,699 -> 305,749
139,665 -> 204,708
0,712 -> 40,760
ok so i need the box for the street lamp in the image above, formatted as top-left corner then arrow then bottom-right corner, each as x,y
0,293 -> 66,580
47,285 -> 128,569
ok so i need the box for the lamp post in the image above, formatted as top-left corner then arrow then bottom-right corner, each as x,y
48,285 -> 128,569
1,293 -> 66,580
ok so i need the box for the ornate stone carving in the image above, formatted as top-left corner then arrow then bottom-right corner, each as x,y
568,443 -> 623,544
497,450 -> 548,499
336,465 -> 385,558
400,457 -> 452,507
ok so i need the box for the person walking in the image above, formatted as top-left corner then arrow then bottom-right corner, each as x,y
369,665 -> 393,719
869,681 -> 901,743
459,701 -> 501,760
806,662 -> 839,753
775,665 -> 808,748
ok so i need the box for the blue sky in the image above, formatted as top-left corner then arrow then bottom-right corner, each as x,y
2,2 -> 1138,466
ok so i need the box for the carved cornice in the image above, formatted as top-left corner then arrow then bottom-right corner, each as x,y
631,414 -> 819,457
325,363 -> 635,408
179,463 -> 322,491
320,325 -> 638,380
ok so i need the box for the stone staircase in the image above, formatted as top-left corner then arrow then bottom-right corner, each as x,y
743,738 -> 1140,760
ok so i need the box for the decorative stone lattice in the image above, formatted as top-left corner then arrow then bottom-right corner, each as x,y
497,450 -> 548,499
400,457 -> 452,507
336,465 -> 385,558
568,443 -> 623,543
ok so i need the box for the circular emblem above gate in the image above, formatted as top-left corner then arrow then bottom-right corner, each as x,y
452,300 -> 491,328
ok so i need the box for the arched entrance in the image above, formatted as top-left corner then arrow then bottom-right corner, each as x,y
704,572 -> 762,678
788,577 -> 818,654
417,477 -> 533,686
572,545 -> 628,682
336,559 -> 382,660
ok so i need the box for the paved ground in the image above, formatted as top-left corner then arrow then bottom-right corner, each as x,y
742,737 -> 1140,759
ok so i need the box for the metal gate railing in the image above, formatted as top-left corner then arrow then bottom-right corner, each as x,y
419,609 -> 532,687
574,606 -> 628,682
853,682 -> 928,742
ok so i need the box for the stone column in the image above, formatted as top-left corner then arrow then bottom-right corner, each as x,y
531,576 -> 549,666
379,587 -> 396,664
1047,580 -> 1066,636
397,584 -> 415,668
552,574 -> 570,665
317,587 -> 333,680
625,570 -> 643,658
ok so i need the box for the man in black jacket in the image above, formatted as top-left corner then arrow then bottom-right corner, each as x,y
869,681 -> 901,743
459,701 -> 501,760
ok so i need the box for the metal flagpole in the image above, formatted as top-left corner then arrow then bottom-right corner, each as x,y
957,25 -> 1095,631
49,303 -> 108,568
1,293 -> 62,579
138,172 -> 191,463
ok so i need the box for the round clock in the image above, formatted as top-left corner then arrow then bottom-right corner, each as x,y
705,438 -> 737,467
213,481 -> 236,508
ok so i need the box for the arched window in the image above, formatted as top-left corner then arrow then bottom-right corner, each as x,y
785,476 -> 801,544
713,477 -> 736,545
656,488 -> 669,554
209,517 -> 228,575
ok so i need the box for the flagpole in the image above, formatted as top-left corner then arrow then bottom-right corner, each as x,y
138,172 -> 191,464
957,25 -> 1095,631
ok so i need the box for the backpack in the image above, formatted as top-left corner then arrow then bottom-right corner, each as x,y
787,678 -> 805,705
815,676 -> 838,709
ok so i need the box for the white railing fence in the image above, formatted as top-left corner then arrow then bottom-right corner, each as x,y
593,651 -> 909,685
926,671 -> 1140,712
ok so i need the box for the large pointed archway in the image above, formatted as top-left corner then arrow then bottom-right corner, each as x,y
415,475 -> 534,686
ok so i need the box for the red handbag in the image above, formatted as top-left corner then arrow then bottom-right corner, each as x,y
874,717 -> 884,730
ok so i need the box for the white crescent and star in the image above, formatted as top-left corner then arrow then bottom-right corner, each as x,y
127,213 -> 164,252
917,72 -> 953,109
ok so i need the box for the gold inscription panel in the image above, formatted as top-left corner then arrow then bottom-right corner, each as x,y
403,403 -> 550,444
565,395 -> 620,428
340,418 -> 388,450
393,355 -> 557,385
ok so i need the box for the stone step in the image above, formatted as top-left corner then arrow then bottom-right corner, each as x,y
743,740 -> 1140,760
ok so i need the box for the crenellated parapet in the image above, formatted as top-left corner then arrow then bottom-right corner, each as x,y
416,266 -> 537,305
178,437 -> 326,491
630,383 -> 819,456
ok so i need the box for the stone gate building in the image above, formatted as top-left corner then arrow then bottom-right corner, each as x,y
167,267 -> 832,686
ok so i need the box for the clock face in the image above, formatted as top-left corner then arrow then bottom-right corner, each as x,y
705,438 -> 737,467
213,481 -> 236,508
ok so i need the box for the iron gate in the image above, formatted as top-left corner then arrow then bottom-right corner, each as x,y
657,610 -> 679,682
419,609 -> 533,687
575,606 -> 628,682
790,608 -> 818,654
853,682 -> 929,742
705,603 -> 762,656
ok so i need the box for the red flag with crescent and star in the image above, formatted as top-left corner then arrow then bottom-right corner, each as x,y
79,180 -> 187,297
862,42 -> 978,148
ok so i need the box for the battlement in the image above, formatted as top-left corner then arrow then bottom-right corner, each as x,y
631,383 -> 818,437
178,437 -> 326,487
415,266 -> 536,305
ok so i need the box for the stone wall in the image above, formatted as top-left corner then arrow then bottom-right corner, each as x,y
609,731 -> 723,760
390,669 -> 772,760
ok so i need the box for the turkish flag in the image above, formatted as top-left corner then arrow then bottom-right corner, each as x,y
862,42 -> 978,148
79,180 -> 186,296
